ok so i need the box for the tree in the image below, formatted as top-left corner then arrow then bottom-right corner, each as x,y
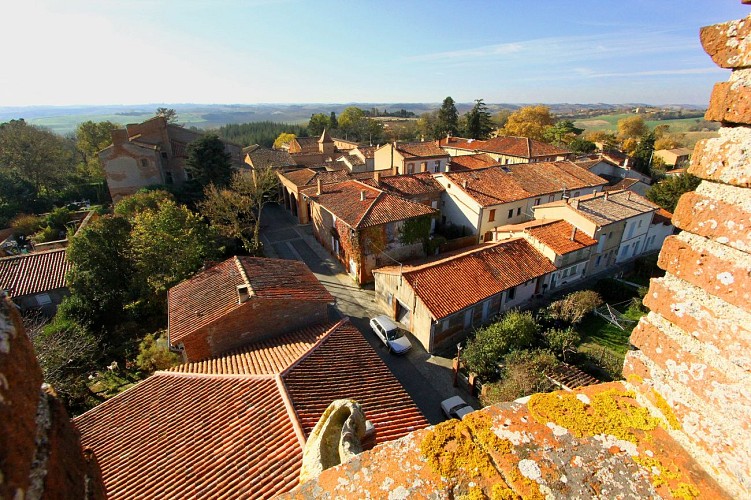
308,113 -> 330,136
185,134 -> 232,189
130,199 -> 218,303
329,111 -> 338,130
200,168 -> 278,253
583,130 -> 617,149
568,137 -> 597,155
546,290 -> 603,325
646,173 -> 701,212
462,99 -> 494,140
338,106 -> 384,142
114,189 -> 175,220
436,96 -> 459,138
654,134 -> 686,151
617,115 -> 647,141
417,111 -> 440,140
135,332 -> 180,373
631,131 -> 656,175
155,107 -> 178,123
273,132 -> 297,150
66,215 -> 135,328
543,327 -> 581,361
493,110 -> 512,130
500,105 -> 556,141
481,350 -> 558,405
542,120 -> 583,146
75,120 -> 118,180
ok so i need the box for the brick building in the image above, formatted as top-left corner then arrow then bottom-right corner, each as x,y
167,256 -> 334,361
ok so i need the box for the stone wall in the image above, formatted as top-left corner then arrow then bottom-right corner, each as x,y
623,14 -> 751,498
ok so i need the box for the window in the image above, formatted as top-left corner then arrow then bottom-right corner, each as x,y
506,286 -> 516,302
573,191 -> 580,197
408,163 -> 415,174
140,159 -> 148,167
165,172 -> 173,185
507,209 -> 513,219
421,162 -> 427,172
638,219 -> 643,228
161,152 -> 168,159
534,198 -> 541,206
595,255 -> 602,267
516,207 -> 521,216
35,293 -> 52,306
434,160 -> 440,172
548,195 -> 555,202
488,209 -> 496,222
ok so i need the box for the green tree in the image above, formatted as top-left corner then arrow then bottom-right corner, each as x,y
481,350 -> 558,405
200,168 -> 278,253
66,215 -> 135,328
631,131 -> 656,175
493,110 -> 512,130
543,327 -> 581,361
273,132 -> 297,149
500,105 -> 556,141
75,120 -> 118,180
329,111 -> 338,130
155,107 -> 178,123
462,99 -> 494,140
338,107 -> 384,142
436,96 -> 459,138
542,120 -> 583,146
546,290 -> 603,325
417,111 -> 440,140
568,137 -> 597,155
114,189 -> 175,221
308,113 -> 330,136
185,134 -> 232,189
135,333 -> 181,373
130,200 -> 217,303
646,173 -> 701,212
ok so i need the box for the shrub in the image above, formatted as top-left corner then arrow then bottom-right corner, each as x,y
45,206 -> 72,232
481,349 -> 558,405
135,333 -> 181,373
546,290 -> 603,325
10,214 -> 43,238
543,327 -> 581,361
31,225 -> 62,244
462,310 -> 539,379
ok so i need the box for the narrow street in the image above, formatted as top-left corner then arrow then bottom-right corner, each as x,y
259,203 -> 477,424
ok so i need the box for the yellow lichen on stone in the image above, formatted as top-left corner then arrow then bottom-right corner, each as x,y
671,482 -> 700,499
460,486 -> 488,500
527,389 -> 659,443
505,468 -> 545,500
490,482 -> 520,500
626,373 -> 644,384
652,389 -> 682,430
633,455 -> 680,487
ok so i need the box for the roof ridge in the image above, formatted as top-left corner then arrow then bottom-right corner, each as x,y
280,317 -> 351,378
274,375 -> 307,448
0,247 -> 67,261
233,255 -> 252,290
402,241 -> 510,275
353,186 -> 383,229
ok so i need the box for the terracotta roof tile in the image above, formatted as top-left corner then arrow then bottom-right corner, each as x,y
448,153 -> 500,171
366,172 -> 444,198
525,220 -> 598,255
0,249 -> 70,298
306,180 -> 436,229
74,373 -> 303,499
293,137 -> 319,154
543,190 -> 659,227
378,239 -> 556,320
280,168 -> 319,187
441,136 -> 570,158
168,257 -> 333,344
246,146 -> 296,169
395,141 -> 448,158
356,145 -> 377,158
604,177 -> 642,191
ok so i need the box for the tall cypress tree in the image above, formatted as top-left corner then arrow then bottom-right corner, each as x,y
437,96 -> 459,138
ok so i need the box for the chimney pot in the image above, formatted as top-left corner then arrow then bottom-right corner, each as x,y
237,285 -> 251,304
604,190 -> 609,201
374,170 -> 381,183
462,180 -> 468,189
317,178 -> 322,196
360,190 -> 366,201
571,226 -> 577,241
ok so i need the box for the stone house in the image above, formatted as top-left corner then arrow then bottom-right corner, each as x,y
434,162 -> 607,242
99,116 -> 244,201
167,256 -> 334,362
653,147 -> 693,167
243,144 -> 296,170
0,248 -> 70,315
283,129 -> 338,166
373,239 -> 556,353
440,136 -> 572,164
492,219 -> 598,292
335,145 -> 377,172
373,141 -> 450,174
303,180 -> 437,284
532,190 -> 665,275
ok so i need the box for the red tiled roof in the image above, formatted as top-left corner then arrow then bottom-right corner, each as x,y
356,146 -> 377,158
0,249 -> 70,298
306,180 -> 436,229
168,257 -> 333,344
280,168 -> 319,187
170,322 -> 334,375
396,141 -> 448,158
293,137 -> 320,154
377,239 -> 556,320
444,162 -> 606,207
604,177 -> 642,191
441,136 -> 570,158
75,373 -> 303,499
368,172 -> 444,198
283,322 -> 428,443
525,220 -> 598,255
448,153 -> 499,171
652,208 -> 673,225
76,319 -> 428,498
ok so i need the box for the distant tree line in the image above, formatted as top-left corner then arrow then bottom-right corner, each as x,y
214,121 -> 309,147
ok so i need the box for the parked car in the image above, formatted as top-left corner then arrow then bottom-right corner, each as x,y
441,396 -> 474,420
369,315 -> 412,354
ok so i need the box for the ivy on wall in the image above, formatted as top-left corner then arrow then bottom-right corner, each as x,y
399,215 -> 432,249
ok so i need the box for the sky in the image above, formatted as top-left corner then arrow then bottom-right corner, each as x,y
0,0 -> 748,106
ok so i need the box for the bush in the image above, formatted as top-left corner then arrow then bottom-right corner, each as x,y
45,206 -> 72,232
546,290 -> 603,325
135,333 -> 181,373
462,310 -> 539,379
31,225 -> 62,244
481,349 -> 558,405
543,327 -> 581,361
10,214 -> 43,238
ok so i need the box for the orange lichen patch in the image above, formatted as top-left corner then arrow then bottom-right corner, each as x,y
652,389 -> 682,430
528,388 -> 659,443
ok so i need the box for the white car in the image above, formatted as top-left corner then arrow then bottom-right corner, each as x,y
441,396 -> 474,420
369,315 -> 412,354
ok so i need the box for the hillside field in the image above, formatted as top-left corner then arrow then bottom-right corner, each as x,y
574,112 -> 718,148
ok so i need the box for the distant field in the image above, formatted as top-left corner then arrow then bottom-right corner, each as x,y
27,113 -> 211,135
574,112 -> 718,148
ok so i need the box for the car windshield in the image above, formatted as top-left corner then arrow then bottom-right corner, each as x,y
385,328 -> 400,341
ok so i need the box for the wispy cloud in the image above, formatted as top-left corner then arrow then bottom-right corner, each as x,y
577,67 -> 723,79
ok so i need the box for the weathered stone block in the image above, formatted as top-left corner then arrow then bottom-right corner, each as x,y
700,16 -> 751,69
689,127 -> 751,187
644,275 -> 751,371
673,182 -> 751,254
705,81 -> 751,124
658,233 -> 751,311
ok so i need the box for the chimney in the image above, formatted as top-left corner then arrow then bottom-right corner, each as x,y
446,163 -> 451,173
360,190 -> 367,201
604,190 -> 609,201
317,178 -> 322,196
571,199 -> 579,209
237,285 -> 251,304
462,180 -> 468,189
374,170 -> 381,183
570,226 -> 577,241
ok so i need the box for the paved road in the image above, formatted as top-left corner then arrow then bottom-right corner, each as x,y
260,203 -> 477,424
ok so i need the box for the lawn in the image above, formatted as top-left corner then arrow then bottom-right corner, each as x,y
577,305 -> 645,356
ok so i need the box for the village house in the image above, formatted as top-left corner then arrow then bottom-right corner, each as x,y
492,219 -> 598,292
99,116 -> 244,201
440,136 -> 572,164
434,161 -> 607,242
373,239 -> 556,353
653,147 -> 693,167
532,190 -> 667,275
335,145 -> 377,172
243,144 -> 296,170
373,141 -> 450,174
603,177 -> 651,197
574,154 -> 652,186
303,180 -> 437,284
0,248 -> 70,315
167,256 -> 334,362
281,129 -> 340,166
74,318 -> 428,499
447,153 -> 500,171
